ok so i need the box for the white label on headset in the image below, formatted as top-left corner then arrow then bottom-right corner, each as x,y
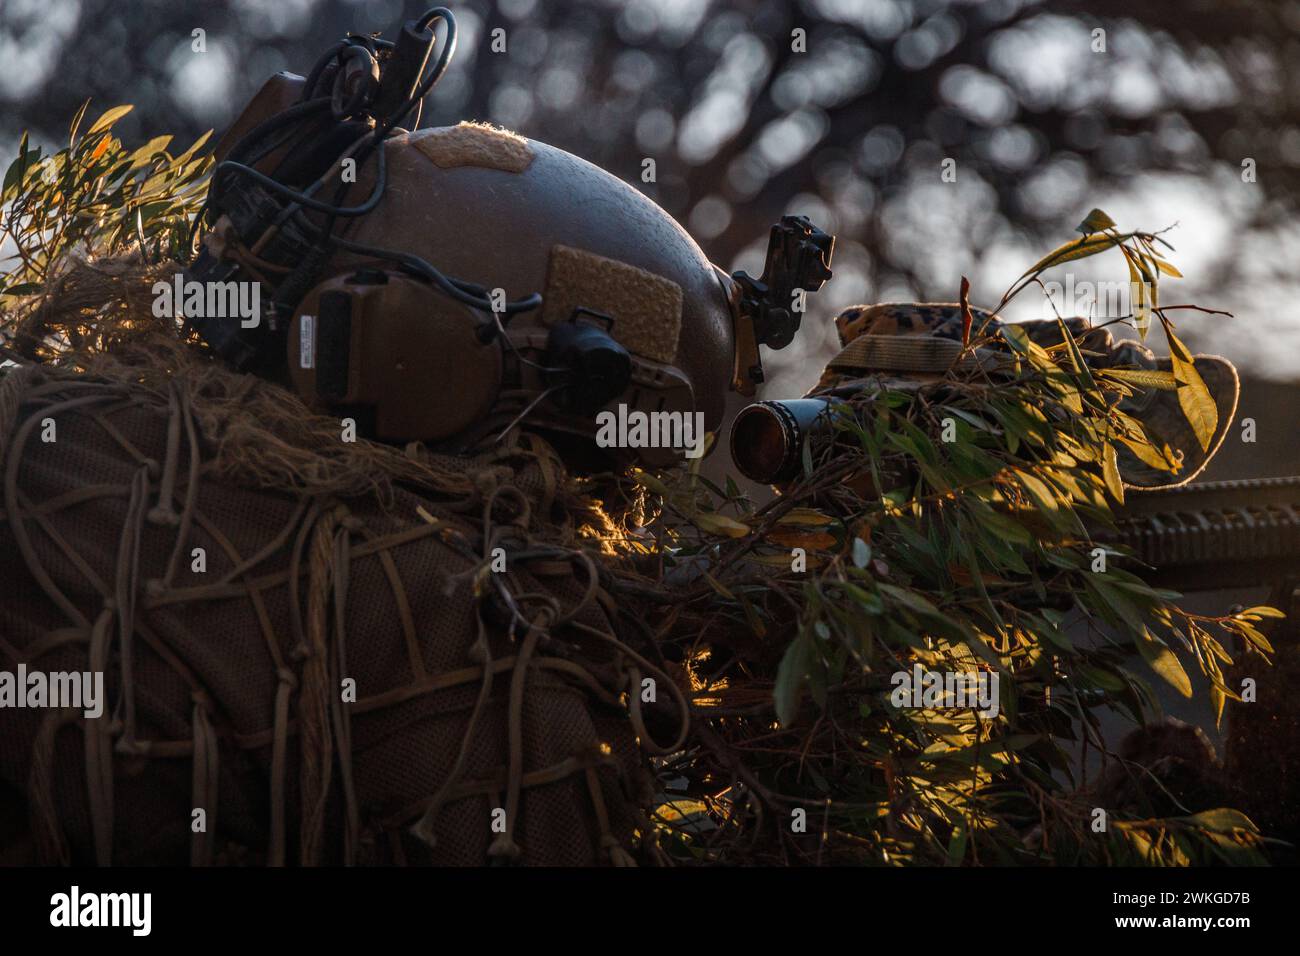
300,315 -> 315,369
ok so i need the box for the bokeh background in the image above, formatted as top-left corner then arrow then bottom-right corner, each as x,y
2,0 -> 1297,476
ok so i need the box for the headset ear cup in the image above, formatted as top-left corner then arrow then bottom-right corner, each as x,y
288,270 -> 502,443
544,319 -> 632,415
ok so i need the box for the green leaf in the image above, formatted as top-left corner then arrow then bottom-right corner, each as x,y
631,469 -> 670,495
0,282 -> 43,297
1080,665 -> 1127,692
878,582 -> 941,617
946,820 -> 968,865
974,507 -> 1032,547
1015,469 -> 1075,534
774,636 -> 810,727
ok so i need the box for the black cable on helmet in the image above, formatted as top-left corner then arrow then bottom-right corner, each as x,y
329,232 -> 543,315
194,6 -> 540,330
209,9 -> 456,226
213,140 -> 387,218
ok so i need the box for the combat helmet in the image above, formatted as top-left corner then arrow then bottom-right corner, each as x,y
185,6 -> 835,467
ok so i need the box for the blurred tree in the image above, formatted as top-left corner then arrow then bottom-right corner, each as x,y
3,0 -> 1299,385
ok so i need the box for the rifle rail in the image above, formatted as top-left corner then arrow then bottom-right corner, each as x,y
1104,476 -> 1300,591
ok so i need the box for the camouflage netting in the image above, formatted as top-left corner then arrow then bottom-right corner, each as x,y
0,256 -> 688,866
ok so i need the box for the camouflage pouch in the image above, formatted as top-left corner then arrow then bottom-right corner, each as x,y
811,303 -> 1239,489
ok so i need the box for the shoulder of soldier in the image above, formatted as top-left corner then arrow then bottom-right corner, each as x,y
831,303 -> 1112,352
833,303 -> 997,348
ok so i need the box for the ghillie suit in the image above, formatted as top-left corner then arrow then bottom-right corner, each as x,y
0,257 -> 687,866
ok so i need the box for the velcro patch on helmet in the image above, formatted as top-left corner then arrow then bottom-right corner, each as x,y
407,121 -> 534,173
542,245 -> 683,364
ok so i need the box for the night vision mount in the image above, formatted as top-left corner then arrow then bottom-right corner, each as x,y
729,215 -> 835,394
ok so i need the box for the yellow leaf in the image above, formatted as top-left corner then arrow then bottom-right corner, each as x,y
701,570 -> 735,600
1121,246 -> 1154,341
127,135 -> 173,169
1016,470 -> 1061,517
1096,368 -> 1179,391
1170,353 -> 1218,452
1017,232 -> 1127,282
655,799 -> 710,822
1102,443 -> 1125,504
1165,327 -> 1194,363
631,469 -> 670,496
1135,628 -> 1192,698
1077,208 -> 1117,233
173,129 -> 213,165
1117,435 -> 1178,473
694,512 -> 750,538
764,528 -> 836,550
775,508 -> 835,526
1240,605 -> 1285,620
85,105 -> 133,138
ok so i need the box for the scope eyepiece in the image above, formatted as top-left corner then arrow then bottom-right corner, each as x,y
729,398 -> 835,485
